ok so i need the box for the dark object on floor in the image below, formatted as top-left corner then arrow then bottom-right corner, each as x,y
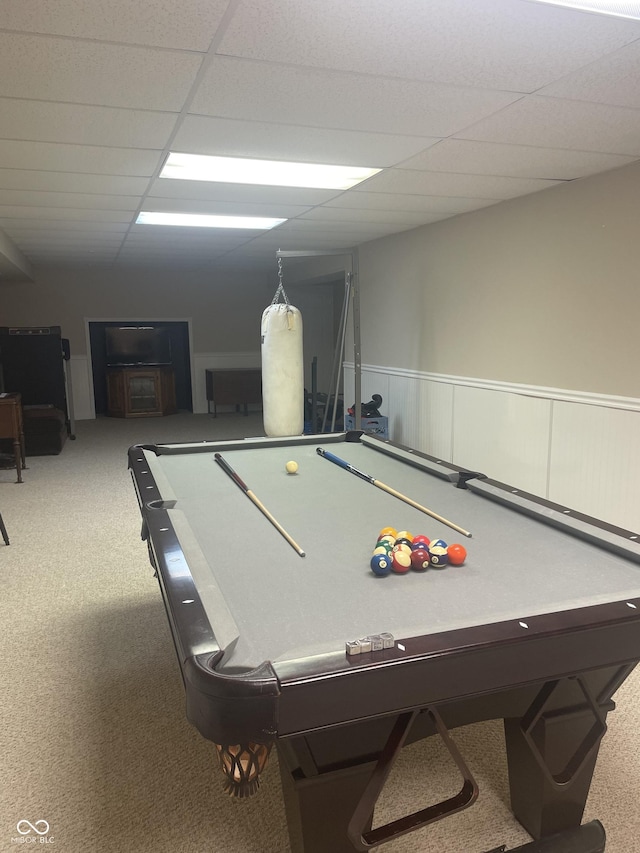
0,325 -> 75,440
348,393 -> 383,419
0,512 -> 8,545
23,405 -> 67,455
483,819 -> 606,852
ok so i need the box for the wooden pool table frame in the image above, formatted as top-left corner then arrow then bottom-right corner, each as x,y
129,433 -> 640,853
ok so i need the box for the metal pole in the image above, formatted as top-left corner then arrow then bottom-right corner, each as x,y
276,248 -> 362,432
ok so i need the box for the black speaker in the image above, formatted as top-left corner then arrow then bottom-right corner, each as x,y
0,326 -> 68,414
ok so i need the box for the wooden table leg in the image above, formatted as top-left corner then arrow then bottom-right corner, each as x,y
13,438 -> 23,483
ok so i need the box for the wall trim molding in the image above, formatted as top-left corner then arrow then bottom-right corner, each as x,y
344,363 -> 640,413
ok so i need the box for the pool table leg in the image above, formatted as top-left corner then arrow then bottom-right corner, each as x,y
504,666 -> 635,839
278,748 -> 376,853
504,710 -> 603,839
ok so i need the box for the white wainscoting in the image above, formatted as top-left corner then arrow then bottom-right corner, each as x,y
344,363 -> 640,532
68,355 -> 95,421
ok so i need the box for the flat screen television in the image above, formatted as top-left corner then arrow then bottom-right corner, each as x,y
105,326 -> 172,366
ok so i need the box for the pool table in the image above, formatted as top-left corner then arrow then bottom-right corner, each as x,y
129,431 -> 640,852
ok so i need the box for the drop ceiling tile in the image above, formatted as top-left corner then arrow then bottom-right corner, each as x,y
190,57 -> 522,137
458,95 -> 640,155
116,246 -> 234,259
0,205 -> 134,222
0,0 -> 230,50
147,178 -> 339,206
26,248 -> 119,257
325,191 -> 492,215
218,0 -> 640,91
126,230 -> 267,244
265,233 -> 361,249
0,190 -> 140,210
0,220 -> 129,233
17,237 -> 125,249
0,33 -> 202,110
173,115 -> 440,167
278,219 -> 397,238
0,170 -> 151,195
0,99 -> 178,148
0,140 -> 161,175
398,139 -> 636,179
537,40 -> 640,109
298,207 -> 437,226
358,169 -> 560,199
286,218 -> 422,239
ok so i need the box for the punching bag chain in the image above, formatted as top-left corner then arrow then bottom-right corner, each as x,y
271,254 -> 291,306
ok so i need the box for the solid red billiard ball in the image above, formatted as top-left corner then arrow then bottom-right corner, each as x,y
412,535 -> 430,548
447,543 -> 467,565
410,548 -> 430,572
391,550 -> 412,574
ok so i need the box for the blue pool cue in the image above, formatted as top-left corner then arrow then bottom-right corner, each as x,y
316,447 -> 472,538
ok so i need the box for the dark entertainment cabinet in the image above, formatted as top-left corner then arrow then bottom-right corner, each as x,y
107,367 -> 177,418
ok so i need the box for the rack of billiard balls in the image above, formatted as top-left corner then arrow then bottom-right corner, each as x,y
370,527 -> 467,577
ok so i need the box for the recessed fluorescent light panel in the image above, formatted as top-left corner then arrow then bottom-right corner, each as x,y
528,0 -> 640,19
160,153 -> 381,190
136,212 -> 286,229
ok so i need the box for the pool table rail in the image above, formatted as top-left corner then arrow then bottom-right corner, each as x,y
128,434 -> 640,851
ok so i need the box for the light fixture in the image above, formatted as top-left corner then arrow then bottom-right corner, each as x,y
159,153 -> 381,190
527,0 -> 640,19
136,212 -> 286,229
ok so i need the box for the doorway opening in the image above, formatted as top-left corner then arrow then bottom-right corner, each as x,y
88,320 -> 193,415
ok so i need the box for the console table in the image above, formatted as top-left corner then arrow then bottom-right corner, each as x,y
0,392 -> 26,482
107,367 -> 177,418
205,368 -> 262,417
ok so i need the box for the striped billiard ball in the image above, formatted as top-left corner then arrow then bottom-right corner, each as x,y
429,545 -> 449,567
391,550 -> 412,574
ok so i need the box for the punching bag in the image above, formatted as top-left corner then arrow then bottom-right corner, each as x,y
261,285 -> 304,437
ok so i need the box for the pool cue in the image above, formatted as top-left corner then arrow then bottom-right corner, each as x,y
214,453 -> 306,557
316,447 -> 472,539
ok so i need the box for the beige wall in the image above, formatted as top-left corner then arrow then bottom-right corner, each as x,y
0,265 -> 272,355
2,158 -> 640,399
356,159 -> 640,398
